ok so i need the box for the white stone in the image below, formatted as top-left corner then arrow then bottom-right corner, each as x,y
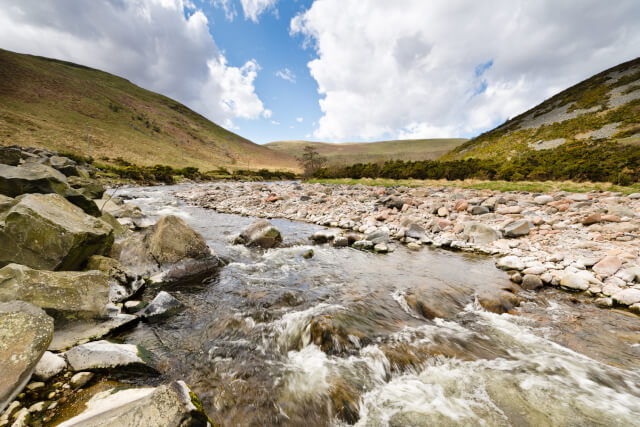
612,288 -> 640,306
496,256 -> 525,271
63,340 -> 154,372
33,351 -> 67,381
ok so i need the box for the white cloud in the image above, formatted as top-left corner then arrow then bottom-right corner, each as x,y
275,67 -> 296,83
240,0 -> 277,23
213,0 -> 237,21
271,120 -> 280,125
0,0 -> 268,128
291,0 -> 640,141
296,117 -> 303,123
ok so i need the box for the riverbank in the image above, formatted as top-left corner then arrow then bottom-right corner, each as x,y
178,181 -> 640,314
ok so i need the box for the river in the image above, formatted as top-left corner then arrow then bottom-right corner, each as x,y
112,184 -> 640,426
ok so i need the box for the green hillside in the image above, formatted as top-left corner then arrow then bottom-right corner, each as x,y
266,138 -> 467,165
0,49 -> 298,171
445,57 -> 640,161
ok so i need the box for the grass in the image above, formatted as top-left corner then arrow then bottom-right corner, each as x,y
0,48 -> 299,172
265,138 -> 468,165
308,178 -> 640,194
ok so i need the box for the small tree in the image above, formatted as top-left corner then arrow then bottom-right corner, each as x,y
299,145 -> 327,178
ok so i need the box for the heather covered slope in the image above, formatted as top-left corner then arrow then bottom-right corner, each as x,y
0,49 -> 298,171
266,138 -> 467,165
445,57 -> 640,161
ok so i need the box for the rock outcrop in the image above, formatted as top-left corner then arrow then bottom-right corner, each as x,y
0,193 -> 113,270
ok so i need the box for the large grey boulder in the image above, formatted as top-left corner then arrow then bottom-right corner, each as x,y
49,314 -> 138,352
234,219 -> 282,249
63,340 -> 156,373
85,255 -> 144,304
67,176 -> 105,199
0,162 -> 68,197
0,264 -> 110,320
0,193 -> 113,270
119,215 -> 218,281
0,146 -> 22,166
463,222 -> 501,245
0,301 -> 54,413
57,381 -> 211,427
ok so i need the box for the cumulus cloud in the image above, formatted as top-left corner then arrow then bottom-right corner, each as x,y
240,0 -> 277,22
0,0 -> 268,128
296,117 -> 303,123
271,120 -> 280,125
291,0 -> 640,140
275,67 -> 296,83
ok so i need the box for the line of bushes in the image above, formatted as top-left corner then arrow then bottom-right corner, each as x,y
313,140 -> 640,185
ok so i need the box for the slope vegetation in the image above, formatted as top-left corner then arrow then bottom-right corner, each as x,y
445,57 -> 640,161
266,138 -> 467,165
0,49 -> 297,171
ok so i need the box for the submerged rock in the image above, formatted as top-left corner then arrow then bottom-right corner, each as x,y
0,193 -> 113,270
56,380 -> 211,427
0,264 -> 110,320
0,301 -> 54,413
63,340 -> 156,373
234,219 -> 282,249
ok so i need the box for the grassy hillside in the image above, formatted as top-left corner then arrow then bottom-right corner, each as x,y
445,57 -> 640,161
265,138 -> 467,165
0,49 -> 298,171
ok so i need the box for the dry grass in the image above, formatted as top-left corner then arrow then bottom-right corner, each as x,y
0,49 -> 299,172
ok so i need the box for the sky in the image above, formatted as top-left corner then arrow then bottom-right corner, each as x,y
0,0 -> 639,144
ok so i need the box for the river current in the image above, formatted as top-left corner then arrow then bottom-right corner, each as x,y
112,184 -> 640,426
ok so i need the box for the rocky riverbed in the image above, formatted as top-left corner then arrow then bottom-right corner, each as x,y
178,181 -> 640,314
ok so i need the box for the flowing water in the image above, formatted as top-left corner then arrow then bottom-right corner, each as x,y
113,184 -> 640,426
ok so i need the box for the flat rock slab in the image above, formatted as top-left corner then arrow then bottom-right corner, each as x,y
57,381 -> 210,427
49,314 -> 138,352
0,301 -> 54,413
64,340 -> 156,373
0,264 -> 110,320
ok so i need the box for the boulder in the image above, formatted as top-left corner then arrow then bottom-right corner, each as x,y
46,155 -> 79,177
63,340 -> 156,373
48,314 -> 138,352
380,195 -> 404,210
0,264 -> 110,320
365,230 -> 389,244
463,222 -> 501,245
0,193 -> 113,270
0,163 -> 68,197
33,351 -> 67,381
148,215 -> 209,264
471,206 -> 490,215
332,236 -> 349,247
56,381 -> 210,427
140,291 -> 184,321
567,193 -> 589,202
503,220 -> 532,238
533,195 -> 554,205
119,215 -> 218,280
521,274 -> 543,290
592,256 -> 622,277
352,240 -> 374,250
405,223 -> 426,240
67,176 -> 105,199
0,146 -> 23,166
234,219 -> 282,249
496,256 -> 525,271
607,204 -> 636,218
560,271 -> 599,291
0,301 -> 54,413
612,289 -> 640,306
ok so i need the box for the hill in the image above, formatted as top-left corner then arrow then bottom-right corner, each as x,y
265,138 -> 467,165
0,49 -> 298,172
444,57 -> 640,161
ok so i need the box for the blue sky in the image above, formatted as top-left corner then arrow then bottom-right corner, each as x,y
196,0 -> 320,143
1,1 -> 639,145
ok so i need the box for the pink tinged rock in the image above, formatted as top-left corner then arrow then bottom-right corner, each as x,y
592,256 -> 622,276
601,214 -> 621,222
582,213 -> 601,226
